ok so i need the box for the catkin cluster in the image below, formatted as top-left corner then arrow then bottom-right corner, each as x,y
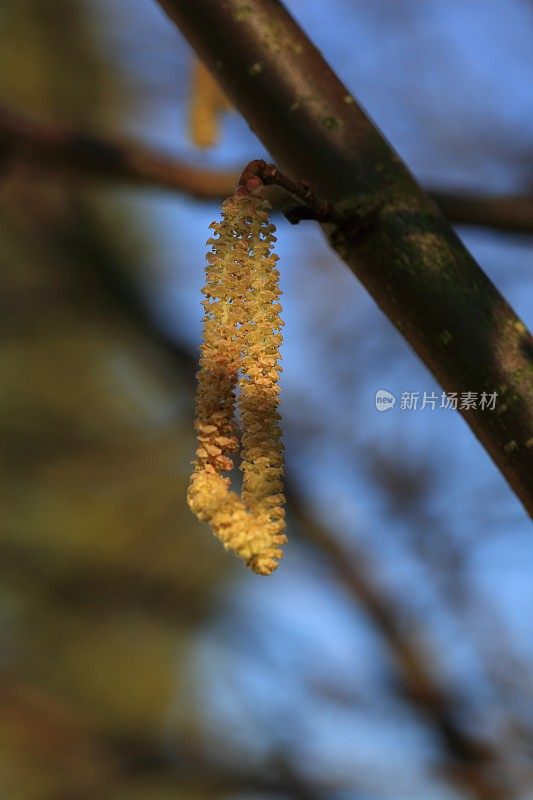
187,192 -> 286,575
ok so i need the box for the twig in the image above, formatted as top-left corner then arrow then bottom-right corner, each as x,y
287,493 -> 510,800
237,157 -> 336,222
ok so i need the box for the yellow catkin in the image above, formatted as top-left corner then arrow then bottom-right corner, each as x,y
187,193 -> 286,575
189,59 -> 232,149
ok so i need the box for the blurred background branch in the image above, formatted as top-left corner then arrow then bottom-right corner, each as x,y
2,104 -> 533,235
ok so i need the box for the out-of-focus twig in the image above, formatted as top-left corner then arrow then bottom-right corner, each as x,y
285,493 -> 509,800
1,104 -> 533,234
0,105 -> 236,199
429,188 -> 533,236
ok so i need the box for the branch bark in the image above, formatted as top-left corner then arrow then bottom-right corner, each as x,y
155,0 -> 532,515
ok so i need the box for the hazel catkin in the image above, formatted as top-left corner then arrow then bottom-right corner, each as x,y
187,192 -> 286,575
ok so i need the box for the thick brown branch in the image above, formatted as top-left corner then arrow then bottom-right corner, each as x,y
156,0 -> 533,514
1,105 -> 533,233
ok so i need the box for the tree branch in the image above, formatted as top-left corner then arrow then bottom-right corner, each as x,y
0,105 -> 236,199
428,188 -> 533,236
155,0 -> 532,515
1,104 -> 533,233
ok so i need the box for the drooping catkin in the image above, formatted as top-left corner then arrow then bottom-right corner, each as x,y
187,192 -> 286,575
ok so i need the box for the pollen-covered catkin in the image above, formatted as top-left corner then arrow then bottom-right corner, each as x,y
187,192 -> 286,575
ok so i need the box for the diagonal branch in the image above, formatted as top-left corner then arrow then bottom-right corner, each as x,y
155,0 -> 532,514
1,104 -> 533,233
